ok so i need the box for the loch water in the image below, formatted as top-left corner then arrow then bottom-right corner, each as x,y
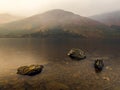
0,38 -> 119,90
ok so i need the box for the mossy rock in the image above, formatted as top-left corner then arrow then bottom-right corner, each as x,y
67,48 -> 86,60
17,65 -> 44,76
94,58 -> 104,73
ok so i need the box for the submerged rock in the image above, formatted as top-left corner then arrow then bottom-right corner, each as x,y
17,65 -> 44,76
102,76 -> 110,81
46,81 -> 69,90
106,66 -> 112,70
94,58 -> 104,73
67,48 -> 86,60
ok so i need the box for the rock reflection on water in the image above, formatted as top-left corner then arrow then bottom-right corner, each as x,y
0,38 -> 119,90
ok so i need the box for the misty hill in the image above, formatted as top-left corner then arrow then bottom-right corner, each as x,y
90,11 -> 120,26
0,13 -> 24,24
0,9 -> 118,38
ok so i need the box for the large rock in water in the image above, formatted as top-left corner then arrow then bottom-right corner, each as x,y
94,58 -> 104,73
17,65 -> 44,76
67,48 -> 86,60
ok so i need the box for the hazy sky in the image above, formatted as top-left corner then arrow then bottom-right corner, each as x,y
0,0 -> 120,17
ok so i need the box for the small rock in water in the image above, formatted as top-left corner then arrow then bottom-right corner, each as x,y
67,48 -> 86,60
94,58 -> 104,73
103,76 -> 110,81
17,65 -> 44,76
106,66 -> 112,70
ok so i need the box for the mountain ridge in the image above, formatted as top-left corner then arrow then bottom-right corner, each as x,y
89,10 -> 120,26
0,9 -> 119,38
0,13 -> 24,24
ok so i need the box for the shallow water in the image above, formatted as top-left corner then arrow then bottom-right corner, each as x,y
0,38 -> 119,90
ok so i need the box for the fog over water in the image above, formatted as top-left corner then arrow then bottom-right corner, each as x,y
0,0 -> 120,16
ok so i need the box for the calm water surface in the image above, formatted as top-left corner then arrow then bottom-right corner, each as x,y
0,38 -> 119,90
